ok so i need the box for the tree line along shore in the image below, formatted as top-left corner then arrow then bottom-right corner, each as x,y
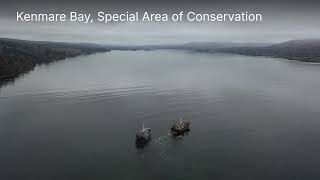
0,38 -> 110,86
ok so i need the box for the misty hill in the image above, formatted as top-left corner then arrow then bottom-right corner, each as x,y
0,38 -> 110,86
270,39 -> 320,49
182,42 -> 270,52
101,42 -> 270,52
217,39 -> 320,62
101,44 -> 183,51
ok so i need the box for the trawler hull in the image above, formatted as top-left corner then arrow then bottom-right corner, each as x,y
171,120 -> 190,136
171,126 -> 190,135
136,133 -> 151,142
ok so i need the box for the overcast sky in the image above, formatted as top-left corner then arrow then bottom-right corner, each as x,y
0,0 -> 319,45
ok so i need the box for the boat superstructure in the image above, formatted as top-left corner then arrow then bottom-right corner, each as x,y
171,118 -> 190,135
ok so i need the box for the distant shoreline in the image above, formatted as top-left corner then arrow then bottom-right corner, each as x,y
101,39 -> 320,63
1,38 -> 320,88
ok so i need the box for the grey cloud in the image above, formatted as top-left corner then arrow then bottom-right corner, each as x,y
0,1 -> 320,44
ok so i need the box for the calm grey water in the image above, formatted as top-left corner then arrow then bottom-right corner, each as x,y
1,50 -> 320,180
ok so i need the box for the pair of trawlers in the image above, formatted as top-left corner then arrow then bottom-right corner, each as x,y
135,118 -> 190,145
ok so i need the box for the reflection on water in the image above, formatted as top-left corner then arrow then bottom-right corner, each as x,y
1,50 -> 320,179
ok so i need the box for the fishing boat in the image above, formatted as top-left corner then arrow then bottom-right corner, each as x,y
136,124 -> 151,145
171,118 -> 190,135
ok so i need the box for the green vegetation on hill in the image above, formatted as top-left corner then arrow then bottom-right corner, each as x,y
0,38 -> 110,86
216,40 -> 320,62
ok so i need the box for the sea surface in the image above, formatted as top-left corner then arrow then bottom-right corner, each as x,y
1,50 -> 320,179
